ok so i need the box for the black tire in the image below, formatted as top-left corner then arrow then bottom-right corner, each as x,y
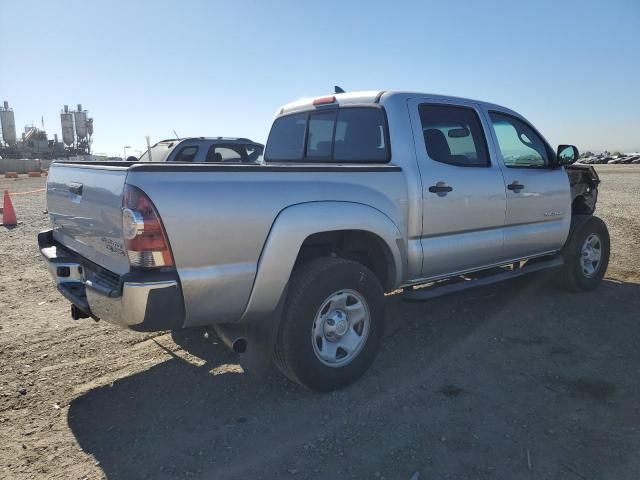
273,257 -> 385,391
558,215 -> 610,291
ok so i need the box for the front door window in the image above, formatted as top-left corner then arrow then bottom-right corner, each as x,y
489,112 -> 549,168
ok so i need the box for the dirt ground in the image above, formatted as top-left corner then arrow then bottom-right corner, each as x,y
1,166 -> 639,480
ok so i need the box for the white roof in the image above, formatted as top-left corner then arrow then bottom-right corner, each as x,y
278,90 -> 518,117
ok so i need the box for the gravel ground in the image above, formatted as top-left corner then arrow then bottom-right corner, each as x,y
1,166 -> 639,480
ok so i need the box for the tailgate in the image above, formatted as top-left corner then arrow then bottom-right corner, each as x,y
46,163 -> 130,275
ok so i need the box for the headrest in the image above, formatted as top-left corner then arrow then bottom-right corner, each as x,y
424,129 -> 451,162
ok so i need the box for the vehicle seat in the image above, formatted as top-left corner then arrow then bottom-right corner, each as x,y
313,141 -> 332,156
424,129 -> 451,163
206,148 -> 223,162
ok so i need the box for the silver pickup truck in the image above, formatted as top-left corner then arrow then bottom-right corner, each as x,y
39,90 -> 608,391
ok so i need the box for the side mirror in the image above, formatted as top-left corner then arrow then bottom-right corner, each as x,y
557,145 -> 579,166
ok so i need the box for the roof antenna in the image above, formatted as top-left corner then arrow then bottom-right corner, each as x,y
172,129 -> 181,140
334,85 -> 345,94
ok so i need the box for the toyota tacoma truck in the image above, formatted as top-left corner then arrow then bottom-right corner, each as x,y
39,90 -> 608,391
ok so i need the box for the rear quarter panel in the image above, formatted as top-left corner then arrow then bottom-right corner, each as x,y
125,166 -> 408,327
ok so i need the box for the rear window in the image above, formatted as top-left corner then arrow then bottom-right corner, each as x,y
265,113 -> 307,160
264,107 -> 389,163
307,111 -> 335,159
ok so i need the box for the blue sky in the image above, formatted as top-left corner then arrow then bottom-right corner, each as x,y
1,0 -> 639,156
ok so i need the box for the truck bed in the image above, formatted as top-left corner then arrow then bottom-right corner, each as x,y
46,160 -> 408,327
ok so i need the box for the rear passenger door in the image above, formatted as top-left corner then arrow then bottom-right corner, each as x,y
408,98 -> 508,279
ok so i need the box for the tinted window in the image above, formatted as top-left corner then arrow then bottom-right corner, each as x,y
419,104 -> 489,167
139,142 -> 175,162
264,113 -> 306,160
173,146 -> 199,162
334,108 -> 388,162
264,107 -> 389,163
489,112 -> 549,167
206,145 -> 244,162
307,111 -> 335,159
246,144 -> 264,163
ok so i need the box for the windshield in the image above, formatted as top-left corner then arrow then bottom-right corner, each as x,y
137,142 -> 176,162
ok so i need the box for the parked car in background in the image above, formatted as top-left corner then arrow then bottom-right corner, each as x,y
39,90 -> 608,391
137,137 -> 264,163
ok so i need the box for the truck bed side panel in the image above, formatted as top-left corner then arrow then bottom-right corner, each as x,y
125,166 -> 407,327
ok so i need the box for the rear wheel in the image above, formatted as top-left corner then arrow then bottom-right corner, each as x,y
558,215 -> 610,291
274,257 -> 384,391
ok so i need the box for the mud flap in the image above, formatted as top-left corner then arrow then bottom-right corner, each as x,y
238,284 -> 288,376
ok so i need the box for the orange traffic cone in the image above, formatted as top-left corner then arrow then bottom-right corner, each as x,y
2,190 -> 17,226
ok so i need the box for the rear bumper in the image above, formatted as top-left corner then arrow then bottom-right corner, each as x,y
38,229 -> 185,331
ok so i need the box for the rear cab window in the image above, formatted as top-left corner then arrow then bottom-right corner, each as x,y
265,107 -> 389,163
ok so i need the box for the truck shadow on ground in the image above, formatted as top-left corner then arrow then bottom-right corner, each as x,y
67,275 -> 640,480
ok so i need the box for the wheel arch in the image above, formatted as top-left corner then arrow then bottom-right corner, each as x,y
240,201 -> 404,323
572,194 -> 595,215
294,229 -> 397,291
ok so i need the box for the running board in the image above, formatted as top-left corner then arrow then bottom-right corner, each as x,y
402,257 -> 564,302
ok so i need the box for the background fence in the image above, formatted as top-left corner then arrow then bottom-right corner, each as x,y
0,158 -> 53,174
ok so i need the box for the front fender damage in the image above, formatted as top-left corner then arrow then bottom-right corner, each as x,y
567,165 -> 599,214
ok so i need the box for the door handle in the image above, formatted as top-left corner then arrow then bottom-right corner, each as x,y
507,181 -> 525,191
428,184 -> 453,194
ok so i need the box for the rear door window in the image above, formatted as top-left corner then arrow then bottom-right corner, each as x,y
419,104 -> 489,167
206,145 -> 245,162
264,107 -> 389,163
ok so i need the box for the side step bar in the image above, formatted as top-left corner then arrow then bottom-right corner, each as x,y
402,257 -> 564,302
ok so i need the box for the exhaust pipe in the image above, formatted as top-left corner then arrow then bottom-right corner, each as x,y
231,337 -> 248,354
71,304 -> 90,320
213,324 -> 248,354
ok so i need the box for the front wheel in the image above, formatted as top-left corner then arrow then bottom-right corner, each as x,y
558,215 -> 610,291
273,257 -> 385,391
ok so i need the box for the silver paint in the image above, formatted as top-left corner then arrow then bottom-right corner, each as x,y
86,280 -> 178,327
47,164 -> 130,275
45,91 -> 577,330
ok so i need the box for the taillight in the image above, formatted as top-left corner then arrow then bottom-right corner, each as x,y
122,185 -> 174,268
